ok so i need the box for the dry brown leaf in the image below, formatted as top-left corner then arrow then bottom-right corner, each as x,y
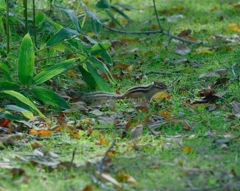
120,48 -> 138,55
178,29 -> 191,37
95,171 -> 122,189
116,171 -> 136,184
99,137 -> 109,146
199,69 -> 227,78
181,121 -> 193,131
69,101 -> 90,112
160,110 -> 171,118
0,118 -> 10,127
38,130 -> 51,137
230,101 -> 240,118
130,124 -> 144,140
133,100 -> 149,113
175,43 -> 190,55
81,185 -> 95,191
67,70 -> 77,78
29,129 -> 39,135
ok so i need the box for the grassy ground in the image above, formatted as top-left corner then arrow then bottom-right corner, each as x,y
0,0 -> 240,190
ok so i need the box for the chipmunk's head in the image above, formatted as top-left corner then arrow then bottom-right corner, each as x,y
153,81 -> 167,90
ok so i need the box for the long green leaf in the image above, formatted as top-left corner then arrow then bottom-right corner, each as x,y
18,33 -> 34,85
96,0 -> 110,9
110,5 -> 132,22
46,28 -> 79,47
78,65 -> 96,89
105,10 -> 122,28
33,58 -> 76,85
31,87 -> 70,109
86,61 -> 111,91
36,12 -> 45,25
5,105 -> 34,119
100,51 -> 112,65
89,56 -> 115,85
54,5 -> 81,32
80,0 -> 102,35
0,112 -> 22,121
45,13 -> 63,30
0,62 -> 12,81
91,42 -> 111,55
3,90 -> 44,117
91,19 -> 102,35
0,81 -> 20,91
0,0 -> 5,9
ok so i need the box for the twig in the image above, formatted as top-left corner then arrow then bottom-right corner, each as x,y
71,147 -> 77,163
145,71 -> 186,75
103,24 -> 199,44
152,0 -> 163,33
98,140 -> 116,173
182,185 -> 221,191
230,64 -> 239,81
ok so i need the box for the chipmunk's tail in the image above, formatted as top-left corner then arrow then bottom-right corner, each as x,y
80,92 -> 119,102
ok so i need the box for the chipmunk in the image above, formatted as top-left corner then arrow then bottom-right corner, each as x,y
79,81 -> 167,102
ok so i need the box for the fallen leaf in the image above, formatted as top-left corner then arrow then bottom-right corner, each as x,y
99,137 -> 109,146
133,100 -> 149,113
210,6 -> 218,11
67,70 -> 77,78
116,171 -> 136,184
152,91 -> 171,100
38,130 -> 51,137
120,48 -> 138,55
230,101 -> 240,118
178,29 -> 191,37
228,23 -> 240,32
126,65 -> 133,72
181,121 -> 193,131
160,110 -> 171,118
181,146 -> 193,152
199,69 -> 227,78
0,118 -> 10,127
196,47 -> 213,54
82,185 -> 95,191
175,43 -> 190,55
95,171 -> 122,189
130,124 -> 144,140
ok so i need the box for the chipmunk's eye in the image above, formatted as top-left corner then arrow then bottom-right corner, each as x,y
160,84 -> 166,89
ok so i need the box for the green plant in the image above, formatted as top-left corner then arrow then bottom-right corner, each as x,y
0,33 -> 75,119
0,0 -> 118,119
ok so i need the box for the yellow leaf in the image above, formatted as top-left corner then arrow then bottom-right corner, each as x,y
67,70 -> 77,78
87,32 -> 95,37
29,129 -> 39,135
160,110 -> 171,118
210,6 -> 218,11
152,91 -> 171,99
126,65 -> 133,72
233,3 -> 240,8
197,47 -> 212,54
181,146 -> 193,152
99,137 -> 109,146
39,130 -> 51,137
228,23 -> 240,32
